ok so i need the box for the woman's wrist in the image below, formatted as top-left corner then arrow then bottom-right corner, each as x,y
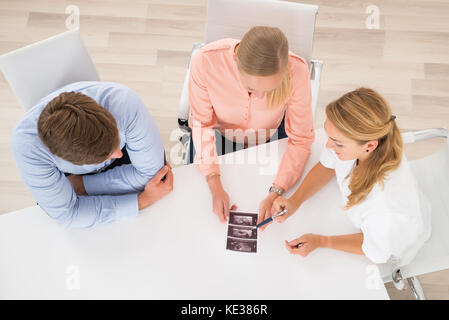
270,183 -> 285,196
207,174 -> 222,193
267,191 -> 279,200
319,235 -> 329,248
287,195 -> 302,212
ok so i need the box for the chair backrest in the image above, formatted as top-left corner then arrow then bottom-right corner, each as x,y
401,129 -> 449,278
0,28 -> 99,111
205,0 -> 318,64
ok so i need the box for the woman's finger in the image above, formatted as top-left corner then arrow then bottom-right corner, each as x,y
271,200 -> 283,216
260,208 -> 272,231
274,212 -> 287,223
294,245 -> 308,257
285,240 -> 308,256
287,237 -> 304,247
257,210 -> 265,225
222,197 -> 231,221
218,200 -> 227,223
285,240 -> 294,254
257,202 -> 267,224
273,196 -> 288,212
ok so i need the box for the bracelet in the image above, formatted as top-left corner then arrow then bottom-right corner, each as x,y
269,185 -> 284,196
206,173 -> 221,181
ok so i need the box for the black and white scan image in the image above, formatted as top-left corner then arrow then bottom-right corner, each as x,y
226,238 -> 257,253
226,211 -> 258,253
229,211 -> 258,227
227,225 -> 257,239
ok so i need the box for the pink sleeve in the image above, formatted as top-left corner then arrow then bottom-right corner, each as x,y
188,50 -> 220,176
273,59 -> 315,190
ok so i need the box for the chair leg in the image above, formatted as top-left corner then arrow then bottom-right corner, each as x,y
392,269 -> 426,300
407,276 -> 426,300
392,268 -> 406,291
179,132 -> 191,165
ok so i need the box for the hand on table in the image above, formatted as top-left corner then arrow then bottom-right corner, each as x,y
67,174 -> 87,195
285,234 -> 326,257
257,193 -> 302,231
257,192 -> 279,231
138,164 -> 174,210
270,196 -> 300,224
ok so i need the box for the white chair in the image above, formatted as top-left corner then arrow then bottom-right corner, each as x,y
0,28 -> 99,111
176,0 -> 323,164
379,128 -> 449,300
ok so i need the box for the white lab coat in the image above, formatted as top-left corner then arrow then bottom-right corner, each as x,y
319,146 -> 431,267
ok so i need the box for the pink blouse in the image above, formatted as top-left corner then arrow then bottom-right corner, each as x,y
188,38 -> 315,190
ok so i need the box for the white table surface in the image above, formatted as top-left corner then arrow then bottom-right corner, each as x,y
0,129 -> 389,299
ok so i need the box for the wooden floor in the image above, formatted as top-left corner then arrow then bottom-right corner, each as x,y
0,0 -> 448,299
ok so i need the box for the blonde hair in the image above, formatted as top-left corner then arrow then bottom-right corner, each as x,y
325,88 -> 403,209
236,26 -> 291,109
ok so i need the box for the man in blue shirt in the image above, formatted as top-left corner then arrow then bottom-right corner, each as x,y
10,81 -> 173,229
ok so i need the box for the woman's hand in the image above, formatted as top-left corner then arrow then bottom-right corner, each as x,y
207,175 -> 237,223
284,234 -> 327,257
257,192 -> 279,231
270,196 -> 300,224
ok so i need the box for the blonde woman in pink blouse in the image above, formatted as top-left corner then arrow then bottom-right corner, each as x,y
188,26 -> 315,227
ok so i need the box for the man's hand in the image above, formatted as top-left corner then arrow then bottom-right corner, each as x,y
138,165 -> 174,210
67,174 -> 87,195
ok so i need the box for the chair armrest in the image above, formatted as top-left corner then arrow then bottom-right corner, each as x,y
310,59 -> 323,121
178,42 -> 205,133
401,128 -> 449,144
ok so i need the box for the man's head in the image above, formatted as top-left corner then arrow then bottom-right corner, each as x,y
38,91 -> 121,165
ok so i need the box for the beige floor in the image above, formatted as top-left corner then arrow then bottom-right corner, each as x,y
0,0 -> 448,299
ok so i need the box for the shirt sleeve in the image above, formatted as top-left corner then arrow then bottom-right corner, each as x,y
360,210 -> 413,265
319,146 -> 337,169
10,142 -> 138,229
273,59 -> 315,190
82,86 -> 165,195
188,49 -> 220,176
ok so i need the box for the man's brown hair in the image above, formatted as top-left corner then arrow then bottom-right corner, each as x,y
38,91 -> 119,165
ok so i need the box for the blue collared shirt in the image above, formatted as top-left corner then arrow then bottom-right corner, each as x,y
10,81 -> 165,229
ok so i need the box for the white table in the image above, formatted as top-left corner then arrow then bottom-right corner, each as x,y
0,129 -> 389,299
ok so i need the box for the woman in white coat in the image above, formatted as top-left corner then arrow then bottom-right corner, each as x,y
271,87 -> 431,267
